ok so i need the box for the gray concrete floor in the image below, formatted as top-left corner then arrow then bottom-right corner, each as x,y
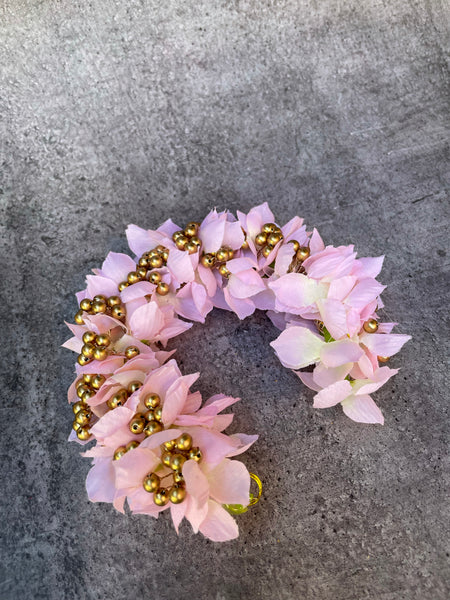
1,1 -> 449,599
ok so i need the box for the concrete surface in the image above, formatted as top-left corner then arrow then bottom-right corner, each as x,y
1,1 -> 449,599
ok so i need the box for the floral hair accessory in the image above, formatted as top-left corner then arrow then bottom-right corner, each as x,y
64,203 -> 410,541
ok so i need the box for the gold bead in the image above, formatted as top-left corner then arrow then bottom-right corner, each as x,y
143,420 -> 163,436
170,453 -> 187,471
80,298 -> 92,312
129,416 -> 146,434
76,378 -> 85,388
255,233 -> 267,246
82,331 -> 96,344
144,393 -> 160,409
190,236 -> 201,247
91,374 -> 106,390
76,384 -> 90,398
118,281 -> 129,292
74,310 -> 85,325
81,343 -> 95,358
93,346 -> 108,361
296,246 -> 310,261
127,380 -> 142,394
149,255 -> 163,269
111,305 -> 126,320
136,266 -> 147,280
72,400 -> 87,414
201,253 -> 216,268
126,440 -> 139,451
143,472 -> 160,493
378,355 -> 390,363
76,427 -> 91,441
173,471 -> 185,484
83,373 -> 94,384
107,295 -> 121,307
77,354 -> 93,366
216,248 -> 229,262
72,420 -> 81,431
241,239 -> 249,250
163,439 -> 177,452
262,244 -> 274,258
267,232 -> 283,246
185,242 -> 198,254
169,484 -> 186,504
127,271 -> 140,285
156,282 -> 169,295
175,433 -> 193,452
82,389 -> 96,403
107,389 -> 128,409
363,319 -> 379,333
218,264 -> 231,278
148,271 -> 161,284
172,230 -> 185,242
143,409 -> 154,421
227,248 -> 235,260
262,222 -> 277,234
153,406 -> 163,422
95,334 -> 111,348
175,236 -> 189,250
184,223 -> 198,237
124,346 -> 140,359
138,256 -> 149,268
75,409 -> 92,426
289,239 -> 300,252
156,245 -> 167,253
153,488 -> 170,506
161,451 -> 172,467
93,294 -> 107,303
188,447 -> 202,462
113,446 -> 127,460
92,299 -> 107,314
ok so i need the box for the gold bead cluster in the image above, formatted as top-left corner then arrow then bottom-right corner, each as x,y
72,373 -> 106,440
200,246 -> 235,278
74,294 -> 125,325
119,246 -> 170,296
172,222 -> 202,254
142,432 -> 202,506
77,330 -> 112,366
255,222 -> 284,258
106,379 -> 143,410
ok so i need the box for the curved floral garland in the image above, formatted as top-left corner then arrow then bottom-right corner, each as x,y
64,203 -> 410,542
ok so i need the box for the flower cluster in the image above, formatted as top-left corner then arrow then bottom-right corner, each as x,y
64,203 -> 410,541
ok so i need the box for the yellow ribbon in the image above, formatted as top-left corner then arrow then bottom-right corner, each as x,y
223,473 -> 262,515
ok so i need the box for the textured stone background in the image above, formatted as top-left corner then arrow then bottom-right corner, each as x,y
1,1 -> 449,599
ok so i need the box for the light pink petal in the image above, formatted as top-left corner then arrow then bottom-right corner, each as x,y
328,276 -> 357,301
167,248 -> 195,283
170,502 -> 187,534
162,373 -> 199,426
114,447 -> 159,491
199,217 -> 226,253
182,390 -> 203,413
76,355 -> 124,375
128,301 -> 165,341
182,460 -> 209,507
270,326 -> 324,369
85,275 -> 119,298
198,499 -> 239,542
270,273 -> 328,313
157,218 -> 180,237
100,252 -> 137,284
360,333 -> 411,357
184,494 -> 209,534
313,380 -> 353,408
86,459 -> 116,503
222,220 -> 245,249
227,270 -> 266,299
295,370 -> 322,392
62,336 -> 83,353
208,459 -> 250,506
223,287 -> 256,319
183,427 -> 240,465
320,339 -> 364,368
212,414 -> 234,431
351,256 -> 384,279
175,282 -> 213,323
226,433 -> 259,457
354,366 -> 399,395
198,264 -> 218,297
309,228 -> 325,254
341,394 -> 384,424
126,224 -> 161,256
317,298 -> 349,340
345,278 -> 386,311
245,203 -> 275,238
121,281 -> 156,303
312,362 -> 353,388
274,244 -> 296,276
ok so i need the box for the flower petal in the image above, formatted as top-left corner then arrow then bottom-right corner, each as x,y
313,380 -> 353,408
341,394 -> 384,424
270,326 -> 324,369
208,459 -> 250,506
198,500 -> 239,542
